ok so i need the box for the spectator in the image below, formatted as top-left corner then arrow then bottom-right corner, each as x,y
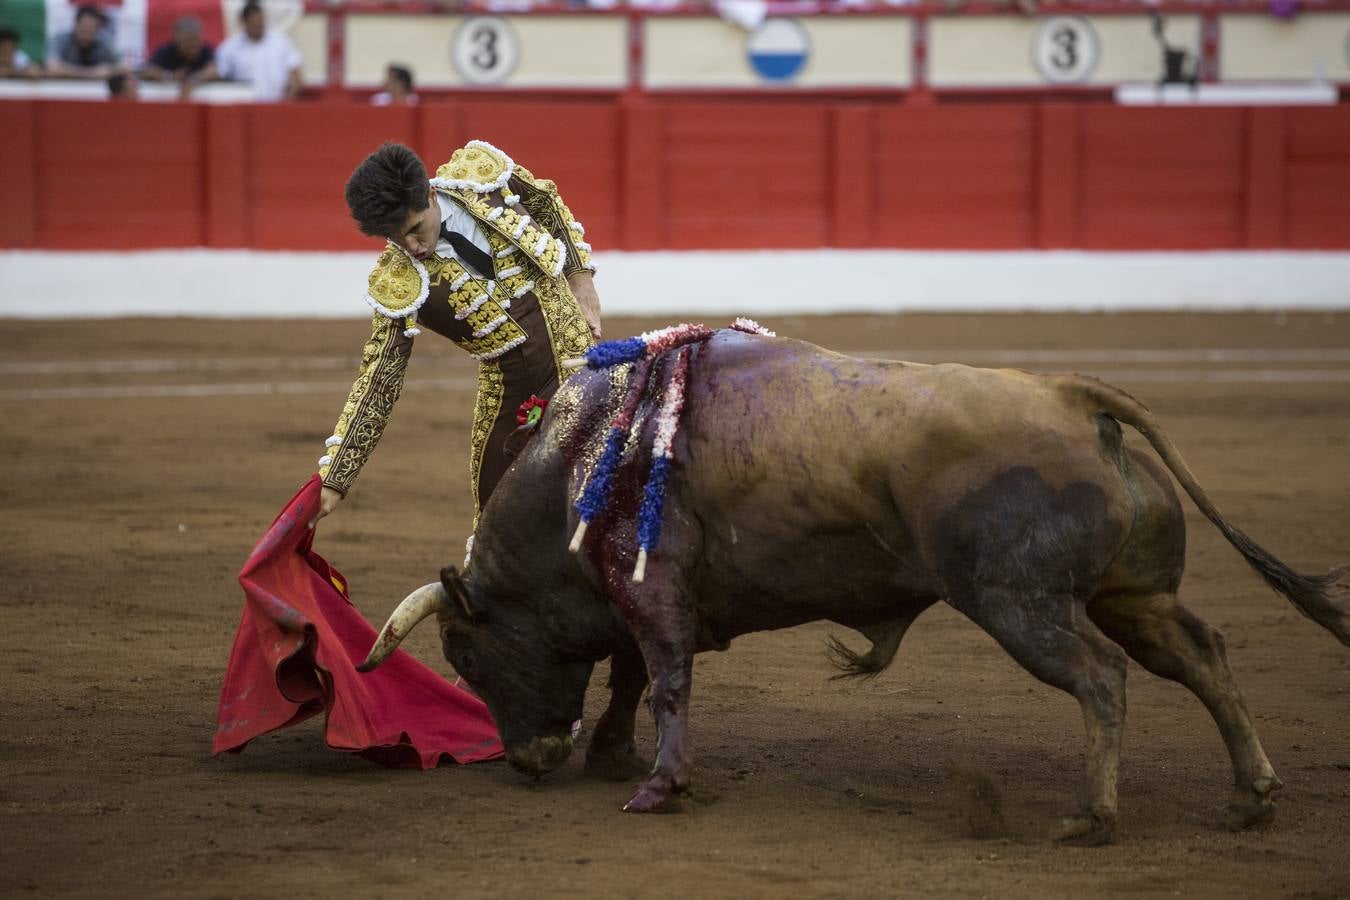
216,1 -> 302,102
47,5 -> 120,79
0,27 -> 41,78
371,64 -> 417,106
143,16 -> 217,86
107,70 -> 138,100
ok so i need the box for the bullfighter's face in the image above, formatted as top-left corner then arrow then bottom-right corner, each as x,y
394,188 -> 441,261
438,569 -> 593,777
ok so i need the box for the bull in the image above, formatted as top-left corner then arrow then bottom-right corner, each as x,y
359,329 -> 1348,844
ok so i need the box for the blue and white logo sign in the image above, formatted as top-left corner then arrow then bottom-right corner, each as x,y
746,19 -> 810,82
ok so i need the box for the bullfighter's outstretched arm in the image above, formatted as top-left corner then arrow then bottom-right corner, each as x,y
318,312 -> 415,497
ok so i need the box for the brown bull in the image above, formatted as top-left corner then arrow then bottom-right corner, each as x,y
360,329 -> 1349,844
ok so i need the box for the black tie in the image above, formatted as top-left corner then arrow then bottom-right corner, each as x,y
440,223 -> 495,280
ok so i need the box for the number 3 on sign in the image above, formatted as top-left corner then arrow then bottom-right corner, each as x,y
452,17 -> 520,85
1032,16 -> 1100,84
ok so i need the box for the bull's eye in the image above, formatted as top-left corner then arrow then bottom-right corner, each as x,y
457,650 -> 478,681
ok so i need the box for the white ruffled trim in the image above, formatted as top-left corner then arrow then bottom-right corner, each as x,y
318,455 -> 333,467
450,271 -> 472,292
512,280 -> 535,299
732,317 -> 777,337
486,207 -> 504,221
586,262 -> 598,274
495,246 -> 515,259
497,266 -> 523,279
576,241 -> 592,252
427,139 -> 515,194
473,333 -> 529,361
504,193 -> 520,206
551,249 -> 566,278
472,314 -> 509,339
532,233 -> 549,257
512,214 -> 532,239
455,292 -> 491,321
403,327 -> 421,338
364,243 -> 430,320
324,434 -> 343,448
463,534 -> 474,567
570,220 -> 585,236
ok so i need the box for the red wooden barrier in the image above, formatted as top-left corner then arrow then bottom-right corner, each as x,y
0,102 -> 37,248
1077,107 -> 1246,250
873,105 -> 1037,249
32,101 -> 205,249
1285,108 -> 1350,250
3,99 -> 1349,253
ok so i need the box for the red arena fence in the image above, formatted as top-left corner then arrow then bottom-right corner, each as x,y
3,99 -> 1349,252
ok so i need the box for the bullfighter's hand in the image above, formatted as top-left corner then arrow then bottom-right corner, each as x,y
567,271 -> 602,341
309,486 -> 343,529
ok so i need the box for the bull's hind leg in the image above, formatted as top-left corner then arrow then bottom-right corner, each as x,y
1089,592 -> 1282,830
950,588 -> 1129,845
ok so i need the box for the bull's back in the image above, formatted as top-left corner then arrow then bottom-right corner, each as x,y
683,332 -> 1104,502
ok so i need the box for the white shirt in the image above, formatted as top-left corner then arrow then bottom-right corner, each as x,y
370,92 -> 418,107
435,192 -> 491,265
216,31 -> 302,102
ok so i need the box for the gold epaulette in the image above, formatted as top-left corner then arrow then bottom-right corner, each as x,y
365,244 -> 429,323
431,140 -> 515,194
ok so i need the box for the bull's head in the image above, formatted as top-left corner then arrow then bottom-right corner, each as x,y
358,566 -> 598,778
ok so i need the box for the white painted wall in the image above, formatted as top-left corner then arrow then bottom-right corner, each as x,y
2,250 -> 1348,318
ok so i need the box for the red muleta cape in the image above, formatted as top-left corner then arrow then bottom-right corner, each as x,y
213,476 -> 502,768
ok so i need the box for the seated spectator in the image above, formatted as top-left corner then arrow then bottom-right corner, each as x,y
143,16 -> 217,86
47,5 -> 120,79
371,64 -> 417,106
107,70 -> 138,100
216,1 -> 302,102
0,27 -> 41,78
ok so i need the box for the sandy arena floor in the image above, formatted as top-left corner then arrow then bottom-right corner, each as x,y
2,312 -> 1348,898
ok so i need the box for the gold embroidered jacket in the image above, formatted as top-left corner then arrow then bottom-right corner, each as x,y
318,141 -> 595,509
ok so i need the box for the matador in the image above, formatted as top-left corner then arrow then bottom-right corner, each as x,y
310,141 -> 600,548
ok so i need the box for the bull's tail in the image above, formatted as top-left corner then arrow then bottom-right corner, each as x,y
1069,375 -> 1350,646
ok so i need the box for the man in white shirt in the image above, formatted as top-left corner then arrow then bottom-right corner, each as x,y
370,64 -> 417,106
216,1 -> 301,102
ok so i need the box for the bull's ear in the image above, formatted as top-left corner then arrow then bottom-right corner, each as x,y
440,565 -> 481,621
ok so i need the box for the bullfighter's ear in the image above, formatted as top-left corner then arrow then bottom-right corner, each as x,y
439,565 -> 480,621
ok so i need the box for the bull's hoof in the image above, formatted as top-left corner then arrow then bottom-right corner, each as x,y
623,779 -> 685,814
1224,800 -> 1277,831
1224,775 -> 1282,831
584,746 -> 650,782
1054,810 -> 1116,847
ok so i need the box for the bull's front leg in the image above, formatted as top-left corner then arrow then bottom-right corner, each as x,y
607,574 -> 696,812
584,644 -> 650,782
623,635 -> 694,813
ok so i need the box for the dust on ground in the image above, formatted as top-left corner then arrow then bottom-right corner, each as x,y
2,313 -> 1348,898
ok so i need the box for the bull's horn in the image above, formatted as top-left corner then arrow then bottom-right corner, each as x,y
356,582 -> 447,672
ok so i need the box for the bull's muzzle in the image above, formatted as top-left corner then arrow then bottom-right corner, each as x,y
505,734 -> 575,778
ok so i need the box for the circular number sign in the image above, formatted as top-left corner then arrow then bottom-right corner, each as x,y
1032,16 -> 1101,84
451,16 -> 520,85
